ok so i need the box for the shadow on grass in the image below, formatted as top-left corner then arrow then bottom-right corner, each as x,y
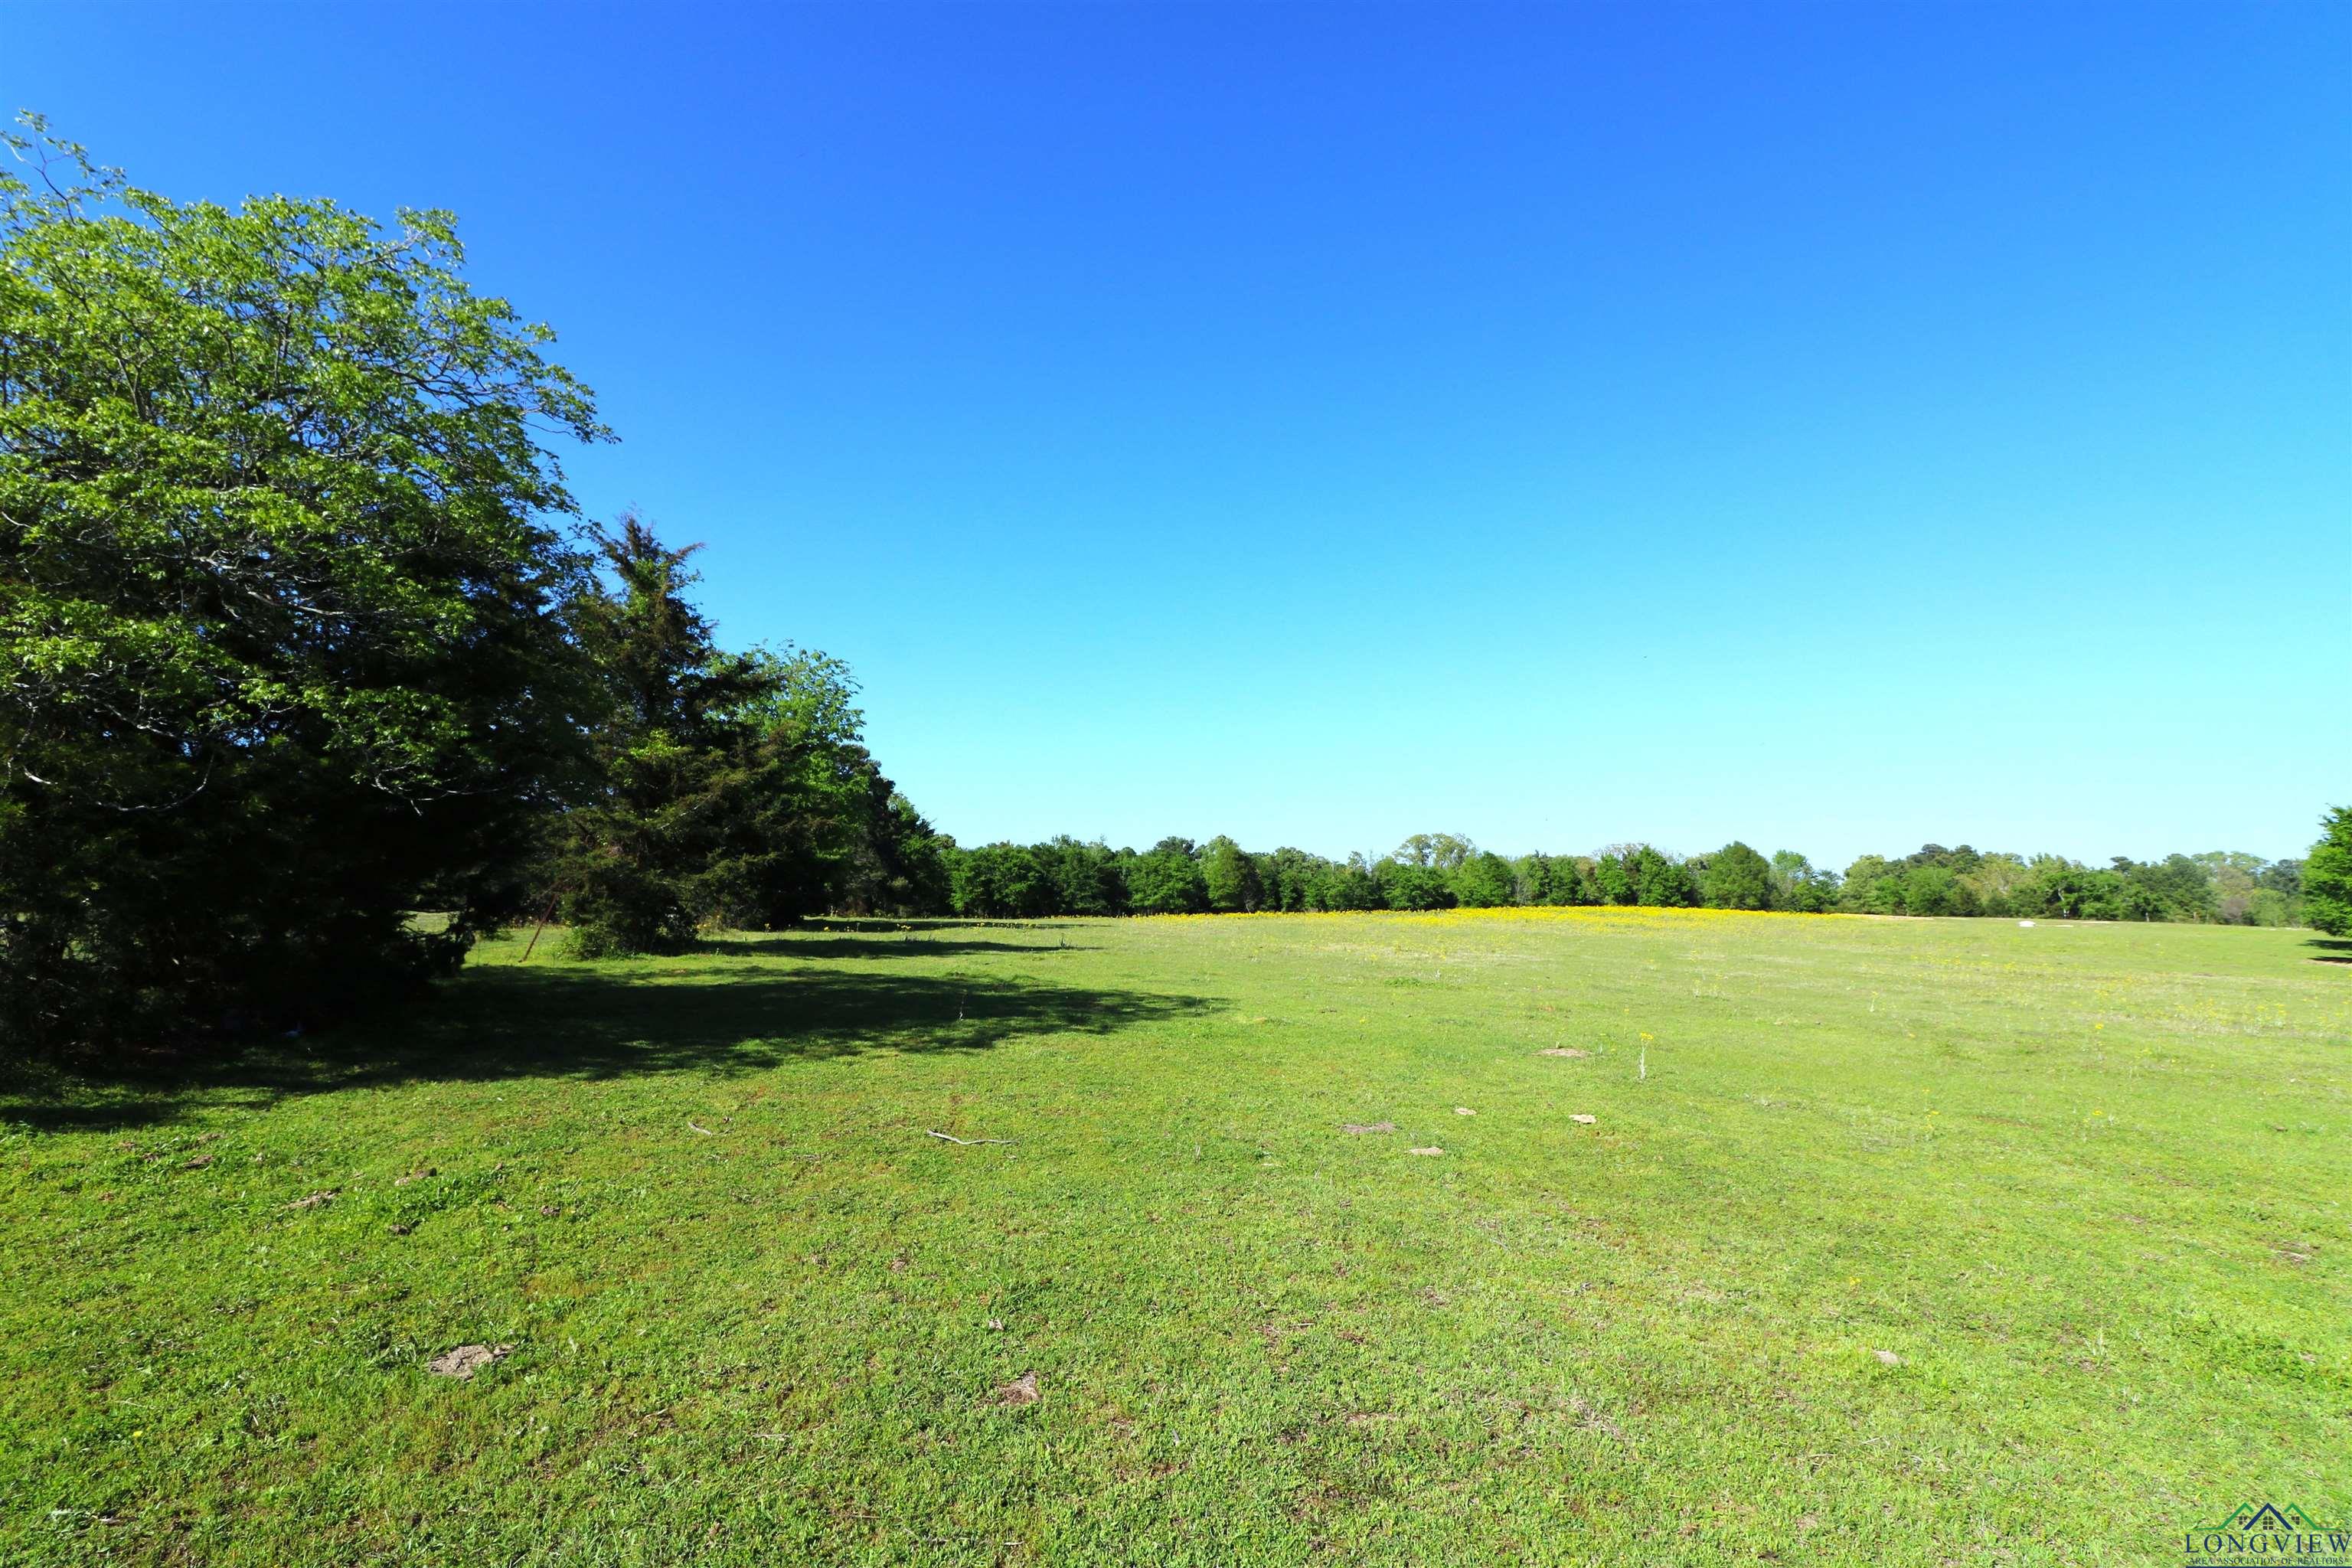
2306,937 -> 2352,966
704,935 -> 1098,961
0,962 -> 1220,1133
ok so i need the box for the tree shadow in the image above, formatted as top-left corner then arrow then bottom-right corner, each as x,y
2305,937 -> 2352,966
703,935 -> 1099,960
0,964 -> 1220,1133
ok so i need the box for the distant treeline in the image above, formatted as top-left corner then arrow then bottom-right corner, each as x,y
933,834 -> 2314,926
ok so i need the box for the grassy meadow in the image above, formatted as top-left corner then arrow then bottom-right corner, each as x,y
4,908 -> 2347,1566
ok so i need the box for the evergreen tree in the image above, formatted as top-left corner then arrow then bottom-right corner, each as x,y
555,514 -> 773,956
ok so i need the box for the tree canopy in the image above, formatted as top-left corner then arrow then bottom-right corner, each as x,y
2306,806 -> 2352,938
1,117 -> 603,1050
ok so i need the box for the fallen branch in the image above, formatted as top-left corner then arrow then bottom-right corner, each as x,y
519,886 -> 564,963
687,1121 -> 715,1137
926,1130 -> 1013,1146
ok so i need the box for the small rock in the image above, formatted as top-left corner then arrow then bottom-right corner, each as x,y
985,1318 -> 1004,1331
1453,1106 -> 1477,1116
426,1343 -> 511,1379
387,1223 -> 413,1236
1571,1114 -> 1597,1125
539,1204 -> 560,1217
1872,1348 -> 1902,1367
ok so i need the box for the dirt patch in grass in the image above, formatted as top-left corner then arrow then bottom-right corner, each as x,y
426,1344 -> 511,1379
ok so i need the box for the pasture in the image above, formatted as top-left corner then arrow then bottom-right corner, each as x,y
3,910 -> 2345,1566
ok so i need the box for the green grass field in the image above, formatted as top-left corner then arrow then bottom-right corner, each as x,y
5,909 -> 2347,1566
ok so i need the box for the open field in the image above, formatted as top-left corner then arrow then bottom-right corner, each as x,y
3,909 -> 2347,1566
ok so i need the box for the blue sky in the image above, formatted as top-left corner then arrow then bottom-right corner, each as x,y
9,2 -> 2347,866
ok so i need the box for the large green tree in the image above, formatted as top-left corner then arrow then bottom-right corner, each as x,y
951,843 -> 1047,919
1700,841 -> 1775,910
1200,835 -> 1264,913
1377,858 -> 1455,911
1127,838 -> 1208,914
1031,835 -> 1124,917
2305,806 -> 2352,937
1591,847 -> 1639,906
1632,846 -> 1697,907
1769,851 -> 1838,913
1450,851 -> 1516,908
715,646 -> 947,923
1902,864 -> 1966,916
0,120 -> 603,1052
1391,833 -> 1475,872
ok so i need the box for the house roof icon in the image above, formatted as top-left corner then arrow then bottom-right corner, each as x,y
2210,1501 -> 2314,1533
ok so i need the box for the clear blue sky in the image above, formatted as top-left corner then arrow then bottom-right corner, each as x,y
10,2 -> 2347,867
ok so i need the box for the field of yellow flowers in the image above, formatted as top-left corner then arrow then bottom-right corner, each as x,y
4,908 -> 2344,1565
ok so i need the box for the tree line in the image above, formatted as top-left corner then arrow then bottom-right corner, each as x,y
936,832 -> 2328,926
4,119 -> 2344,1059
